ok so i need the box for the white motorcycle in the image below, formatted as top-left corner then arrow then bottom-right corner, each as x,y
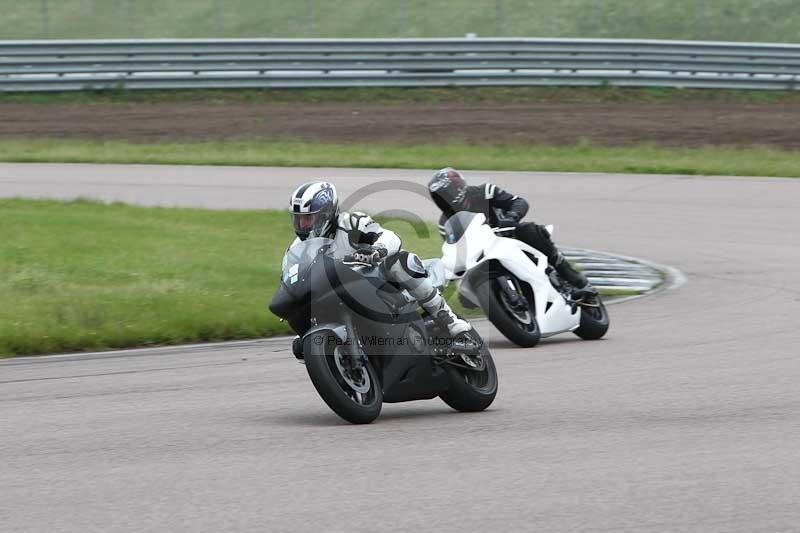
440,211 -> 609,347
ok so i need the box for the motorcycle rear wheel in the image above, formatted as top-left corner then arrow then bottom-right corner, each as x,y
573,298 -> 610,340
440,345 -> 498,412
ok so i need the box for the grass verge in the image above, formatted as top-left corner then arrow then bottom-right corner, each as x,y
2,199 -> 627,357
0,199 -> 453,356
1,199 -> 293,356
1,138 -> 800,177
2,0 -> 800,42
5,86 -> 800,106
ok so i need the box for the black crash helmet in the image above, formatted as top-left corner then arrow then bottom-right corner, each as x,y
428,167 -> 468,214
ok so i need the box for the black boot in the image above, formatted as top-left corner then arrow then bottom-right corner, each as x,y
554,254 -> 599,303
292,336 -> 304,362
554,253 -> 589,289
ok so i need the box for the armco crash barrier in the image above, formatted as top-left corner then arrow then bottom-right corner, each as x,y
3,37 -> 800,92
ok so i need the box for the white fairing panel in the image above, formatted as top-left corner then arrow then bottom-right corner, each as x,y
442,214 -> 580,337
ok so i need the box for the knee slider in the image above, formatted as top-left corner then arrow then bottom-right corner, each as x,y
399,251 -> 428,279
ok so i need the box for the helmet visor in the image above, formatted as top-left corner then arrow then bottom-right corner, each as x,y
292,211 -> 319,234
429,169 -> 466,207
292,209 -> 334,239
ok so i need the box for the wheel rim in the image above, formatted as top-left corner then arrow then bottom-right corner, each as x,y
452,349 -> 493,391
459,351 -> 483,369
457,361 -> 492,391
581,300 -> 607,323
499,290 -> 534,330
328,347 -> 377,406
584,305 -> 602,319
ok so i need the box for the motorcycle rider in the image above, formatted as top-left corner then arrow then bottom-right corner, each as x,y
428,168 -> 596,296
287,181 -> 472,356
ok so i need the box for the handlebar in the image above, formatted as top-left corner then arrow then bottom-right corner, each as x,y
493,226 -> 516,234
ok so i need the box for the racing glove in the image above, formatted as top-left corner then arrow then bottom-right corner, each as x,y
343,245 -> 388,266
495,209 -> 521,228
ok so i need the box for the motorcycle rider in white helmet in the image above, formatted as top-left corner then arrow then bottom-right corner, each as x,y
287,181 -> 472,358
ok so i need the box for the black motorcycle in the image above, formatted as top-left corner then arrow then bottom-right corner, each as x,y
269,238 -> 498,424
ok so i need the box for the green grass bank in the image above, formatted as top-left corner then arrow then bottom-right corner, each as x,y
1,199 -> 633,357
2,139 -> 800,178
2,0 -> 799,42
0,199 -> 454,357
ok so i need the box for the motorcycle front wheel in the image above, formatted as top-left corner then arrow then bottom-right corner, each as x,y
475,279 -> 541,347
304,333 -> 383,424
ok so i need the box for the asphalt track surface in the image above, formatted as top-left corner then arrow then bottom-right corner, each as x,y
2,164 -> 799,532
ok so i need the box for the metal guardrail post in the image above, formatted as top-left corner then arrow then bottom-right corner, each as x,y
595,0 -> 603,36
698,0 -> 709,39
400,0 -> 409,37
215,0 -> 223,38
126,0 -> 135,39
495,0 -> 504,37
40,0 -> 49,39
307,0 -> 314,38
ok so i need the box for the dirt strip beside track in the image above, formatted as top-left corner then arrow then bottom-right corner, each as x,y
4,100 -> 800,147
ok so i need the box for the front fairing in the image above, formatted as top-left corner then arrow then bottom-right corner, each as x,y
269,238 -> 333,320
441,212 -> 495,277
270,236 -> 417,327
281,238 -> 333,288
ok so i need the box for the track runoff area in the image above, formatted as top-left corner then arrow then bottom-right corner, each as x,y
1,163 -> 799,532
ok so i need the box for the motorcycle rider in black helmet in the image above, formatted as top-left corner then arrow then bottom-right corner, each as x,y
428,168 -> 597,297
287,181 -> 472,357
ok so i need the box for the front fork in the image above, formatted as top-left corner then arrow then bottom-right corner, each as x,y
496,274 -> 529,313
299,314 -> 367,369
340,312 -> 369,371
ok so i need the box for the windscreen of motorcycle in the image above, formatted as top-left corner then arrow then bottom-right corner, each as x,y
281,237 -> 334,286
443,211 -> 484,244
